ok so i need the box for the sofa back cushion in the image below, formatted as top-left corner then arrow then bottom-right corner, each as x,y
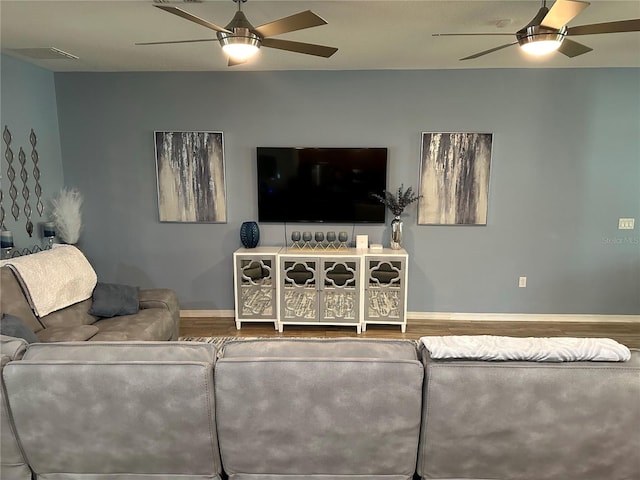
215,339 -> 423,477
417,349 -> 640,480
1,245 -> 97,317
3,342 -> 221,479
0,267 -> 43,334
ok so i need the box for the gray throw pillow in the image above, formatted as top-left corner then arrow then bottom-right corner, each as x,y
88,282 -> 140,318
1,313 -> 40,343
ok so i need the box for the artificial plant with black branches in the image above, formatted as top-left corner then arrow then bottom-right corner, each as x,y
371,184 -> 421,217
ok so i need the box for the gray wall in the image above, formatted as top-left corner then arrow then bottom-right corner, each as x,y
0,55 -> 65,249
52,68 -> 639,314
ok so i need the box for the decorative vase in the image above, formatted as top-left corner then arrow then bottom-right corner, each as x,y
390,216 -> 403,250
240,221 -> 260,248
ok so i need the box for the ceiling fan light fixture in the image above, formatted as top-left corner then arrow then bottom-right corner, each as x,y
517,25 -> 566,56
218,30 -> 261,60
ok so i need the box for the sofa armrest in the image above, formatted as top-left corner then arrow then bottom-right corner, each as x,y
138,288 -> 180,340
0,335 -> 28,360
139,288 -> 177,311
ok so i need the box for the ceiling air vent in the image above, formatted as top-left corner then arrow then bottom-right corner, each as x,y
8,47 -> 78,60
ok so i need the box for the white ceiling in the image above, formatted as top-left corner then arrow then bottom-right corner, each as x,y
1,0 -> 639,72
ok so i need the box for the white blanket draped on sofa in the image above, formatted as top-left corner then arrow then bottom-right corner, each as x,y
1,245 -> 97,317
420,335 -> 631,362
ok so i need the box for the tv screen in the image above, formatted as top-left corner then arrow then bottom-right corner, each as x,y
257,147 -> 388,223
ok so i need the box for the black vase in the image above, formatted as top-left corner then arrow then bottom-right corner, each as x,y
240,221 -> 260,248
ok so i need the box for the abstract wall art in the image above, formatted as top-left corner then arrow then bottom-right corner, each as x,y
154,131 -> 227,223
418,132 -> 492,225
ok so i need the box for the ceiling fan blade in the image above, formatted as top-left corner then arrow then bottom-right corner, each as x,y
255,10 -> 327,38
432,33 -> 515,37
541,0 -> 589,30
567,19 -> 640,36
558,38 -> 593,57
154,5 -> 231,34
261,38 -> 338,58
136,38 -> 217,46
460,42 -> 518,61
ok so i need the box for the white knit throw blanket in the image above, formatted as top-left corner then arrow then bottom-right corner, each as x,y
2,245 -> 97,318
420,335 -> 631,362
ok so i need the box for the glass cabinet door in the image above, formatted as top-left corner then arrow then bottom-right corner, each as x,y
364,257 -> 405,322
320,258 -> 359,323
236,256 -> 276,319
280,258 -> 319,322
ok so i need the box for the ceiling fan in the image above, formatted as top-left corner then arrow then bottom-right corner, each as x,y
136,0 -> 338,66
433,0 -> 640,60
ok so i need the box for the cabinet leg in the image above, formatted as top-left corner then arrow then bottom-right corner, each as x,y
278,323 -> 284,333
362,323 -> 367,332
274,322 -> 279,330
401,324 -> 406,333
356,325 -> 361,334
235,321 -> 241,330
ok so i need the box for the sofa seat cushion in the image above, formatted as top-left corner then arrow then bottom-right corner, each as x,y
37,325 -> 99,342
38,299 -> 97,329
90,308 -> 175,341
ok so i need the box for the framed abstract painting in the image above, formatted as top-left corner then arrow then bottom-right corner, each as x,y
418,132 -> 493,225
154,131 -> 227,223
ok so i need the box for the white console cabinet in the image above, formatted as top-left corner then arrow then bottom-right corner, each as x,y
233,247 -> 408,333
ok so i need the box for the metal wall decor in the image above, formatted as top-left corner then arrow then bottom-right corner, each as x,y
154,131 -> 227,223
18,147 -> 33,236
30,129 -> 44,216
1,126 -> 43,238
3,126 -> 19,222
1,190 -> 5,230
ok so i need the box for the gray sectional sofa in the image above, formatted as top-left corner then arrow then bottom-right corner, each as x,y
0,257 -> 180,342
1,336 -> 639,480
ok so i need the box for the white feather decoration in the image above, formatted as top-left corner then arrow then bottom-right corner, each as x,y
50,188 -> 83,244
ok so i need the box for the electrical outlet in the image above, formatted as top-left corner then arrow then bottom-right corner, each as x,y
518,276 -> 527,288
618,218 -> 635,230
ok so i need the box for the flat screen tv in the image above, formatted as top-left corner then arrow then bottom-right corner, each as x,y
257,147 -> 388,223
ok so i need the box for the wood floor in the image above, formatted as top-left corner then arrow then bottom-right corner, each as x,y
180,317 -> 640,349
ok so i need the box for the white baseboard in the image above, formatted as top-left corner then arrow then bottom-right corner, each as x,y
180,310 -> 640,323
181,310 -> 235,318
408,312 -> 640,323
